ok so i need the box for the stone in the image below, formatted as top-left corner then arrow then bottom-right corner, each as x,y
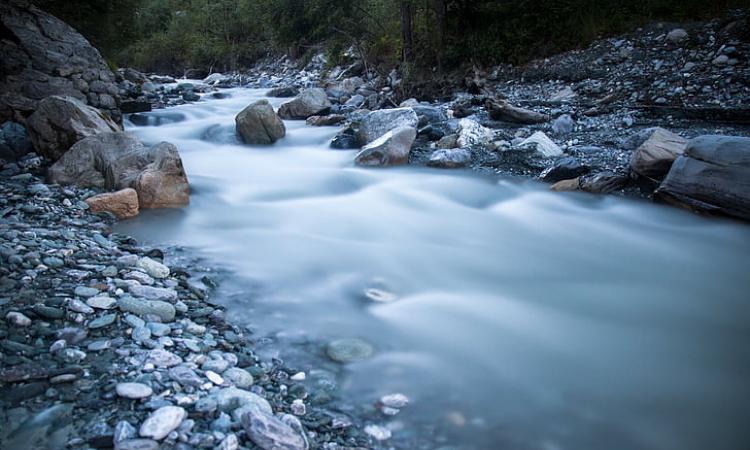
129,285 -> 177,302
551,114 -> 575,134
358,108 -> 419,145
208,387 -> 272,414
86,296 -> 117,310
222,367 -> 254,388
116,382 -> 153,399
145,349 -> 182,368
354,127 -> 416,167
85,189 -> 140,219
6,311 -> 31,326
550,178 -> 581,192
235,100 -> 286,145
278,88 -> 331,119
266,86 -> 299,98
139,406 -> 187,440
457,119 -> 492,147
428,148 -> 472,168
88,313 -> 116,329
0,2 -> 121,124
137,257 -> 170,279
380,393 -> 409,408
580,172 -> 628,194
326,338 -> 374,363
241,408 -> 306,450
330,131 -> 359,149
629,127 -> 687,179
290,399 -> 306,416
655,136 -> 750,221
206,370 -> 224,385
540,157 -> 589,183
666,28 -> 689,45
0,122 -> 33,160
168,365 -> 203,387
115,439 -> 159,450
26,96 -> 120,161
49,132 -> 189,209
486,99 -> 550,124
306,115 -> 346,127
75,287 -> 100,300
518,132 -> 563,158
117,296 -> 176,322
364,424 -> 391,441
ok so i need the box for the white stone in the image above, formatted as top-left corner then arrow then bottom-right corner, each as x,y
116,382 -> 154,399
137,257 -> 170,279
364,424 -> 392,441
6,311 -> 31,326
139,406 -> 187,440
86,295 -> 117,310
519,131 -> 563,157
380,393 -> 409,409
206,370 -> 224,385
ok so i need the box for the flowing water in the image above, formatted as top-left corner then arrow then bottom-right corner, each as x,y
119,87 -> 750,450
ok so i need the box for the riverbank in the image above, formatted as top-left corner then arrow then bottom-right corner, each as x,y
0,157 -> 382,449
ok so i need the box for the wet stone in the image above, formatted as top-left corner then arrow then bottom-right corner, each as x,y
326,338 -> 374,363
116,382 -> 154,399
139,406 -> 187,440
87,295 -> 116,310
88,313 -> 117,329
75,286 -> 100,298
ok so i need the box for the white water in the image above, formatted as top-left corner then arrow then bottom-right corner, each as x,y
119,88 -> 750,450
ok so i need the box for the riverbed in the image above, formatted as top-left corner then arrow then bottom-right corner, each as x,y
118,87 -> 750,450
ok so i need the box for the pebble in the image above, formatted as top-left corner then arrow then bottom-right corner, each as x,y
206,370 -> 224,385
75,286 -> 100,298
380,393 -> 409,408
326,338 -> 374,363
68,299 -> 95,314
137,257 -> 170,279
87,295 -> 117,310
115,439 -> 160,450
6,311 -> 31,326
88,313 -> 117,329
364,424 -> 392,441
139,406 -> 187,440
222,367 -> 254,388
146,349 -> 182,368
291,399 -> 306,416
290,372 -> 306,381
116,382 -> 154,399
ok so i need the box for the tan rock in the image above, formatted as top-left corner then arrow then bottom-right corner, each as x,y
134,143 -> 190,209
630,128 -> 687,179
85,188 -> 139,218
550,178 -> 580,192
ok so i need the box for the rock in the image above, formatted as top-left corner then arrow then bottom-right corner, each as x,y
456,119 -> 492,147
88,313 -> 116,329
241,408 -> 306,450
0,122 -> 33,160
380,393 -> 409,409
364,424 -> 391,441
580,172 -> 628,194
539,157 -> 589,182
266,86 -> 299,98
49,132 -> 189,208
550,177 -> 580,192
86,296 -> 117,310
629,127 -> 687,179
117,296 -> 176,322
549,86 -> 577,103
486,99 -> 550,124
518,132 -> 563,157
278,88 -> 331,119
340,76 -> 365,94
306,115 -> 346,126
115,439 -> 159,450
120,100 -> 151,114
116,382 -> 153,399
330,130 -> 359,149
6,311 -> 31,326
358,108 -> 419,145
222,367 -> 254,388
354,126 -> 416,167
551,114 -> 575,134
0,1 -> 121,123
666,28 -> 689,45
428,148 -> 472,168
139,406 -> 186,441
145,349 -> 182,368
129,285 -> 178,302
26,96 -> 120,161
85,188 -> 140,219
235,100 -> 286,145
655,136 -> 750,221
326,338 -> 374,363
137,257 -> 170,279
207,387 -> 272,414
168,365 -> 203,387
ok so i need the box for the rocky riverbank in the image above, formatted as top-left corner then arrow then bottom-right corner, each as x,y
0,158 -> 399,449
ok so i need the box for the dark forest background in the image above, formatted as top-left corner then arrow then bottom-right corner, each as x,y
31,0 -> 750,74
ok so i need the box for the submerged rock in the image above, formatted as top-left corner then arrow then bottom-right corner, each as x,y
326,338 -> 374,363
235,100 -> 286,145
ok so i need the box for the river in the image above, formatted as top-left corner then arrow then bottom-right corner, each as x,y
118,86 -> 750,450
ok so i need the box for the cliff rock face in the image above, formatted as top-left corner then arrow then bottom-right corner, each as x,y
0,0 -> 121,124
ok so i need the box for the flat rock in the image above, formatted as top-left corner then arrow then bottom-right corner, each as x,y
630,127 -> 687,179
358,108 -> 419,145
116,382 -> 153,399
354,126 -> 416,167
85,188 -> 140,219
139,406 -> 186,440
118,296 -> 176,322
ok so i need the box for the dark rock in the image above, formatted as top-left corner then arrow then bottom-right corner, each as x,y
540,157 -> 589,183
0,121 -> 33,160
235,100 -> 286,145
121,101 -> 152,114
330,130 -> 359,150
580,172 -> 629,194
266,87 -> 299,98
655,136 -> 750,221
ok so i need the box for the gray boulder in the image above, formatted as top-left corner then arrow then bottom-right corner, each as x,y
358,108 -> 419,145
26,96 -> 120,161
49,132 -> 189,208
655,136 -> 750,221
235,100 -> 286,145
355,126 -> 416,167
0,1 -> 121,123
0,121 -> 34,160
629,127 -> 687,179
278,88 -> 331,120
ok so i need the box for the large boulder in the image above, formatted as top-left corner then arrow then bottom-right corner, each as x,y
655,136 -> 750,221
629,127 -> 687,179
354,126 -> 416,167
0,1 -> 121,123
486,99 -> 550,124
49,132 -> 189,208
26,96 -> 120,161
235,100 -> 286,145
278,88 -> 331,120
358,108 -> 419,145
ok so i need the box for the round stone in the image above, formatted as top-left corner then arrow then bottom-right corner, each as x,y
116,382 -> 153,399
139,406 -> 186,440
326,338 -> 374,363
222,368 -> 254,388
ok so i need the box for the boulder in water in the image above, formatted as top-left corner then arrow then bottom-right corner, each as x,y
278,88 -> 331,119
354,126 -> 416,167
357,108 -> 419,145
655,135 -> 750,221
629,127 -> 687,179
235,100 -> 286,145
26,96 -> 120,161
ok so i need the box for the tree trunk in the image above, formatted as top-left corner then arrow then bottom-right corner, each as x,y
433,0 -> 446,71
400,1 -> 414,63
